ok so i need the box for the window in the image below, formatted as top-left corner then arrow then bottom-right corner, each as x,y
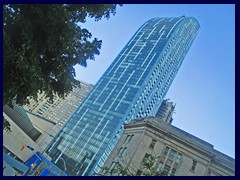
121,148 -> 127,157
191,160 -> 197,171
169,149 -> 177,160
163,146 -> 170,156
156,146 -> 182,176
118,147 -> 123,156
149,139 -> 157,149
163,164 -> 171,174
142,153 -> 151,164
156,162 -> 163,172
109,162 -> 120,173
171,168 -> 177,176
118,147 -> 127,157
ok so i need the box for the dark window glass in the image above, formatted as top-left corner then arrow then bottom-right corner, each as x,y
149,139 -> 157,149
191,160 -> 197,171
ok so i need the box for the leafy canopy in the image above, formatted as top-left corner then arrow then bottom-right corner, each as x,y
3,117 -> 12,133
3,4 -> 122,106
99,154 -> 170,176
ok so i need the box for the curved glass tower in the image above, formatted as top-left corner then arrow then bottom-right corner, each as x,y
46,16 -> 200,176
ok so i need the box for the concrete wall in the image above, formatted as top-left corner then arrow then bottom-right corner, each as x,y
3,113 -> 41,162
3,111 -> 60,162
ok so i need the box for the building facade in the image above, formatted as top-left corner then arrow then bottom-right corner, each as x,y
24,80 -> 93,126
45,16 -> 200,176
3,105 -> 60,175
156,99 -> 175,124
4,104 -> 42,141
102,117 -> 235,176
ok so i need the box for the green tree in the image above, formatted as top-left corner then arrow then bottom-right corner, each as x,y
3,117 -> 12,133
4,4 -> 122,107
99,154 -> 170,176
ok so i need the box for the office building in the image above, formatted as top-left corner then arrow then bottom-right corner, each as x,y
24,80 -> 93,126
102,116 -> 235,176
156,99 -> 175,124
46,16 -> 200,176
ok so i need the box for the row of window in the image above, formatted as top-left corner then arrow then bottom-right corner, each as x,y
114,136 -> 199,176
132,20 -> 189,119
142,146 -> 198,176
115,134 -> 135,159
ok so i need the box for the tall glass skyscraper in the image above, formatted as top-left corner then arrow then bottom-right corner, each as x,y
46,16 -> 200,176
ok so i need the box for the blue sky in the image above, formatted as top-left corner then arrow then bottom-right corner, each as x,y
74,4 -> 235,158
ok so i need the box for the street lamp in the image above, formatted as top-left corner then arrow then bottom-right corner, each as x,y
58,157 -> 67,175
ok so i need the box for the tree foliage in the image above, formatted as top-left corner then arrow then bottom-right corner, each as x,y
3,117 -> 12,133
99,154 -> 169,176
3,4 -> 122,107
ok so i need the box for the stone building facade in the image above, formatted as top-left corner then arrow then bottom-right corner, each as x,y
102,117 -> 235,176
